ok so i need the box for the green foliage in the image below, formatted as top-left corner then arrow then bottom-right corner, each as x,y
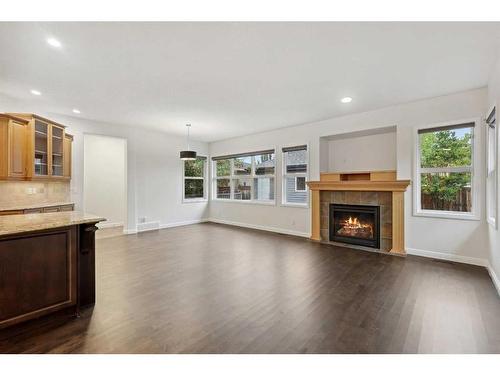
184,179 -> 204,198
420,129 -> 472,211
420,130 -> 471,168
216,160 -> 231,176
184,158 -> 204,177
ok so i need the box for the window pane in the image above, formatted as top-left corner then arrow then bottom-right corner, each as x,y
295,176 -> 306,191
255,153 -> 275,175
233,178 -> 252,200
254,177 -> 274,201
285,176 -> 307,204
184,158 -> 204,177
216,179 -> 230,199
488,173 -> 497,220
185,179 -> 204,199
233,156 -> 252,175
420,126 -> 472,168
285,149 -> 307,173
216,160 -> 231,177
420,172 -> 472,212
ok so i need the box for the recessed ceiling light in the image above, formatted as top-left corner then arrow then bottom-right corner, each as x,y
30,89 -> 41,96
47,37 -> 62,48
341,97 -> 353,103
72,109 -> 81,114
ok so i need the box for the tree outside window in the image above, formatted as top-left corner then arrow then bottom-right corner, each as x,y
184,157 -> 206,201
418,124 -> 474,213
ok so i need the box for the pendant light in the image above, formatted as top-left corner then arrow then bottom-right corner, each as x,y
180,123 -> 197,160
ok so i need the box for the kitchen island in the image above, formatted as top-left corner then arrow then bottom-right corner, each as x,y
0,211 -> 105,329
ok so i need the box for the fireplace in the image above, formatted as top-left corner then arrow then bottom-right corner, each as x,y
329,204 -> 380,248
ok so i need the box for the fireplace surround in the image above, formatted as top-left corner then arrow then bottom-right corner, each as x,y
330,204 -> 380,248
307,170 -> 411,255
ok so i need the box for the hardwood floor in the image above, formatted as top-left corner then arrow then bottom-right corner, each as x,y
1,222 -> 499,353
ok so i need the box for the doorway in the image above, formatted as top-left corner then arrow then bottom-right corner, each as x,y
83,134 -> 127,230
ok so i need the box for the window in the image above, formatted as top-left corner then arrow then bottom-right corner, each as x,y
282,145 -> 308,206
183,156 -> 207,202
212,150 -> 275,204
487,107 -> 497,227
295,176 -> 306,192
414,121 -> 478,219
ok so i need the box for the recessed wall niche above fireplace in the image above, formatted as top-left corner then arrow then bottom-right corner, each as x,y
330,204 -> 380,248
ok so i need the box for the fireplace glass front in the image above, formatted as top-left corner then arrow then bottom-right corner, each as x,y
329,204 -> 380,248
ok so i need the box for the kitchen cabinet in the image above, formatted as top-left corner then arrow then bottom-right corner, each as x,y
0,114 -> 29,180
2,113 -> 73,180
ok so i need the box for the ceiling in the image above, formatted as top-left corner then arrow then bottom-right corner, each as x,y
0,22 -> 499,142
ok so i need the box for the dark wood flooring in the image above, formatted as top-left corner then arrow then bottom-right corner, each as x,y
1,222 -> 499,353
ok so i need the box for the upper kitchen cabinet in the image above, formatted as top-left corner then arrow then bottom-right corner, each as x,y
4,113 -> 73,180
0,114 -> 29,180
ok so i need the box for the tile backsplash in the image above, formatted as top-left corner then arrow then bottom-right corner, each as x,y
0,181 -> 70,209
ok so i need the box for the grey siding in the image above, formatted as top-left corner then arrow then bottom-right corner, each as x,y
286,177 -> 307,204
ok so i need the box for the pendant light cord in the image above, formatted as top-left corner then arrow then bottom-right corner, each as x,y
186,123 -> 191,151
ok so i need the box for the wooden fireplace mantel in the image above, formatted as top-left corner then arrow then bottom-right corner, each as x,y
306,170 -> 411,255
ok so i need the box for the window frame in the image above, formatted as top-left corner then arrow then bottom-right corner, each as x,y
486,106 -> 498,228
281,144 -> 309,208
413,118 -> 480,221
211,150 -> 276,205
182,155 -> 208,203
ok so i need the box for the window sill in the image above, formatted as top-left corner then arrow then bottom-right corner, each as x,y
211,199 -> 276,206
413,209 -> 480,221
281,202 -> 309,209
182,198 -> 208,204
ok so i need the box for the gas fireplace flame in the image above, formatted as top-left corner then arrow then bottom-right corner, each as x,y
338,216 -> 374,239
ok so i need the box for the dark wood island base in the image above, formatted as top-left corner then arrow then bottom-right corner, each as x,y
0,212 -> 104,329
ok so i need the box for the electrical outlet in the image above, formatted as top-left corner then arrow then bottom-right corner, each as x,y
138,217 -> 146,223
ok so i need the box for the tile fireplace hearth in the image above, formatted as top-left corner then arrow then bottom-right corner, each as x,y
307,171 -> 410,255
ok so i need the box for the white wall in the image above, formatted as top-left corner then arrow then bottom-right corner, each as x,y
487,57 -> 500,290
326,131 -> 397,172
0,95 -> 210,233
84,134 -> 126,227
209,88 -> 488,263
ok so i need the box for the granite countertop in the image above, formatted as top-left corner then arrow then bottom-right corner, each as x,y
0,211 -> 106,237
0,202 -> 75,212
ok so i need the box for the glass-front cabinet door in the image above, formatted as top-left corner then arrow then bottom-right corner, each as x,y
34,120 -> 49,177
51,125 -> 64,177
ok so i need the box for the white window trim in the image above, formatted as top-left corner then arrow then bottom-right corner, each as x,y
211,151 -> 277,205
182,155 -> 208,203
486,105 -> 498,229
281,143 -> 310,208
413,118 -> 480,221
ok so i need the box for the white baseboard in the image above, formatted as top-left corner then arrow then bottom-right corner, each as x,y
487,263 -> 500,297
160,219 -> 208,229
137,221 -> 160,232
97,222 -> 124,229
124,219 -> 208,234
207,217 -> 310,238
406,247 -> 487,267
